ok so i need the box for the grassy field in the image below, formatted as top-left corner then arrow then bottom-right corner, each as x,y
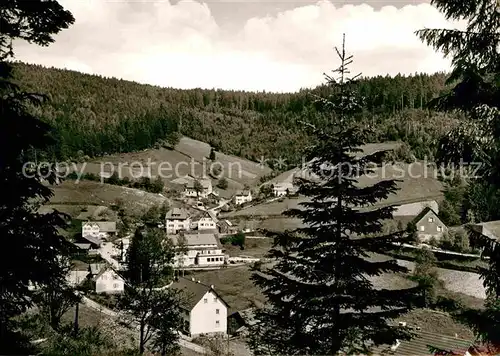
225,161 -> 444,219
222,238 -> 273,257
71,137 -> 272,198
48,180 -> 167,217
189,265 -> 266,312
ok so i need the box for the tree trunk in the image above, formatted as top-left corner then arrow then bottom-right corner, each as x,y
74,302 -> 80,337
140,321 -> 146,354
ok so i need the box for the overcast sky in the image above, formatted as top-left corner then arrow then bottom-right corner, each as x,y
13,0 -> 462,93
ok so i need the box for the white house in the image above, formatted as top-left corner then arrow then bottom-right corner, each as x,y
170,277 -> 229,336
67,263 -> 90,286
165,208 -> 191,234
272,183 -> 295,197
184,178 -> 213,199
170,232 -> 225,268
233,190 -> 252,205
196,211 -> 218,230
93,267 -> 125,294
82,221 -> 117,241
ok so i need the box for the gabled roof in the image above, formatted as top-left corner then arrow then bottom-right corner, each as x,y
206,210 -> 219,223
166,208 -> 189,220
92,266 -> 124,282
411,206 -> 441,226
73,242 -> 91,250
235,190 -> 251,197
80,234 -> 101,246
82,221 -> 117,232
470,220 -> 500,241
170,277 -> 229,310
170,232 -> 219,246
373,329 -> 473,355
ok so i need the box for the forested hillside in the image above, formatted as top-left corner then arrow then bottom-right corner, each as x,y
13,62 -> 459,165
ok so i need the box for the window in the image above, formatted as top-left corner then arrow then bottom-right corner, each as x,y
204,298 -> 208,304
216,309 -> 220,314
113,283 -> 119,288
428,217 -> 434,223
213,297 -> 217,303
437,226 -> 443,232
420,225 -> 425,232
215,320 -> 220,327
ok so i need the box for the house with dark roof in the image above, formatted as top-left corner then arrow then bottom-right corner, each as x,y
165,208 -> 191,234
196,210 -> 218,231
470,220 -> 500,242
410,207 -> 448,243
372,328 -> 475,355
218,219 -> 238,235
169,232 -> 226,268
74,234 -> 101,255
170,277 -> 229,337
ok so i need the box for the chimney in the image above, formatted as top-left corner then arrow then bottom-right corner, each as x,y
399,321 -> 407,327
210,285 -> 214,289
197,280 -> 201,283
191,277 -> 195,281
455,333 -> 458,339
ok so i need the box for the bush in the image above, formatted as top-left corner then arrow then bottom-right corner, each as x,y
220,232 -> 246,249
217,178 -> 228,190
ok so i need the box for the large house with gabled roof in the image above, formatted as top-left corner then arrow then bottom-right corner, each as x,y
165,208 -> 191,234
170,277 -> 229,336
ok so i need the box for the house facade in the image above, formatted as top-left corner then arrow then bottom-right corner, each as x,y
412,207 -> 448,243
272,183 -> 295,197
218,219 -> 238,235
197,211 -> 218,230
82,221 -> 117,241
234,190 -> 252,205
170,277 -> 229,337
67,266 -> 90,286
184,178 -> 213,199
171,232 -> 226,268
165,208 -> 191,234
93,268 -> 125,294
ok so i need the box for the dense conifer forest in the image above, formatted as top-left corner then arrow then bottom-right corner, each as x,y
13,62 -> 458,164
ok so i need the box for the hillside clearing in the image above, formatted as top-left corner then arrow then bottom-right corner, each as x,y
225,161 -> 444,219
48,180 -> 167,217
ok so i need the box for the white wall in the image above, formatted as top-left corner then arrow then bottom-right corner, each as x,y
95,270 -> 124,294
235,194 -> 252,205
166,218 -> 191,234
190,290 -> 227,336
67,270 -> 89,286
197,217 -> 216,230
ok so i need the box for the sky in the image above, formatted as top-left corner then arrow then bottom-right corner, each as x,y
13,0 -> 463,93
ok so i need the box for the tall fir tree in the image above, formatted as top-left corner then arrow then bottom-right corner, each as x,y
0,0 -> 74,352
122,226 -> 182,354
416,0 -> 499,351
248,35 -> 420,355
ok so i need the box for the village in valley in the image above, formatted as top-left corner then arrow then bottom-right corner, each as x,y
38,137 -> 493,356
3,0 -> 498,354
